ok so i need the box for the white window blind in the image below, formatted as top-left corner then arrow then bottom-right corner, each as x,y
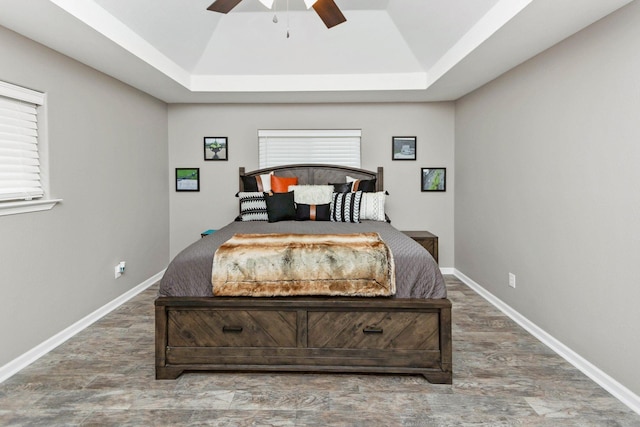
0,82 -> 45,202
258,129 -> 361,169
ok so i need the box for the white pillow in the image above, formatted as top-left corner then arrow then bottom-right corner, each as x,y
360,192 -> 386,221
288,185 -> 334,205
258,172 -> 273,192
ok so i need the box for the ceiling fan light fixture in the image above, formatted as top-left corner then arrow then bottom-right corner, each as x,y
207,0 -> 344,29
303,0 -> 318,9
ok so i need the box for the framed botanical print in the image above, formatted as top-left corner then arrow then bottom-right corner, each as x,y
204,137 -> 228,161
176,168 -> 200,192
421,168 -> 446,192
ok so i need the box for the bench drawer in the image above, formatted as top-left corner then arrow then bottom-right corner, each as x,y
167,309 -> 297,347
307,311 -> 440,350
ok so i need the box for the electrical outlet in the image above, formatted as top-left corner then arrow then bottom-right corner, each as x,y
115,261 -> 126,279
508,273 -> 516,289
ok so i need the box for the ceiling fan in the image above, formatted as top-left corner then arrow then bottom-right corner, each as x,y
207,0 -> 347,29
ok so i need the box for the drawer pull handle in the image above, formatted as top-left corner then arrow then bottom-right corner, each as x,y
363,326 -> 383,334
222,326 -> 243,333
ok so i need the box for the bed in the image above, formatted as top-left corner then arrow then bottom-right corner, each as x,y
155,164 -> 452,384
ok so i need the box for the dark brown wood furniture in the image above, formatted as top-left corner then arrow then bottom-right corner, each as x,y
402,230 -> 439,264
155,165 -> 452,384
156,297 -> 451,383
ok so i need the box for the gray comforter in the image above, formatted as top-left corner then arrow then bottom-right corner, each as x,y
159,220 -> 446,299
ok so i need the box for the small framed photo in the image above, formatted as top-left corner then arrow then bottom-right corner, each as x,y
421,168 -> 446,192
392,136 -> 416,160
204,137 -> 228,161
176,168 -> 200,192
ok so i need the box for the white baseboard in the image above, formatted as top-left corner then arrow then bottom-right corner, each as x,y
440,267 -> 455,275
0,270 -> 165,384
453,269 -> 640,417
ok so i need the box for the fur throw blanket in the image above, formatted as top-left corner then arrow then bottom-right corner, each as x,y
212,232 -> 396,297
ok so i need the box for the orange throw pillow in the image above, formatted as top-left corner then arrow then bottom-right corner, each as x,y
271,175 -> 298,193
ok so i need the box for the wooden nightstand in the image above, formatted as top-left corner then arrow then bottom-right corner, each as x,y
402,230 -> 438,264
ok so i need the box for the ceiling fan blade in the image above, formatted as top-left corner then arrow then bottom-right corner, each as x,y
207,0 -> 243,13
312,0 -> 346,28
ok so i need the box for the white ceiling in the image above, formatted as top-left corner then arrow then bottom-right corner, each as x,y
0,0 -> 634,103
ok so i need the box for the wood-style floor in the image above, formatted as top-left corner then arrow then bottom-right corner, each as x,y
0,276 -> 638,426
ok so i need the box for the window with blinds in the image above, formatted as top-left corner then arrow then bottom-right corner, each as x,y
0,82 -> 45,202
258,129 -> 361,169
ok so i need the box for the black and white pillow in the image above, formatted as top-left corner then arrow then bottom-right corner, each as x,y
330,182 -> 353,193
237,192 -> 268,221
330,191 -> 363,223
346,176 -> 377,192
240,172 -> 273,192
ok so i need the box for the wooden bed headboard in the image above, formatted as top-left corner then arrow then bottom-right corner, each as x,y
239,164 -> 384,192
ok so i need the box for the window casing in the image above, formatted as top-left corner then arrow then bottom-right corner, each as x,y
0,80 -> 59,216
258,129 -> 361,169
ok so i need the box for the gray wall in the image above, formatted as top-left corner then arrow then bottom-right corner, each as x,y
168,103 -> 455,264
455,1 -> 640,395
0,27 -> 170,366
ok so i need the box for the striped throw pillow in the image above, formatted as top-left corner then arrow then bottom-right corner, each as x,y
330,191 -> 363,223
238,192 -> 268,221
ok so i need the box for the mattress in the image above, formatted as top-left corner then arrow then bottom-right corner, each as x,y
159,220 -> 446,299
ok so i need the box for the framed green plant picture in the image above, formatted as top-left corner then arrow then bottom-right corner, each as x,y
176,168 -> 200,192
421,168 -> 446,192
204,137 -> 228,161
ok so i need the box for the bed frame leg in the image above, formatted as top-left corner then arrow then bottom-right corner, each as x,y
423,372 -> 452,384
156,367 -> 183,380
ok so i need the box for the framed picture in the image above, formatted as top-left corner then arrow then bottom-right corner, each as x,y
204,137 -> 228,161
176,168 -> 200,192
392,136 -> 416,160
421,168 -> 446,192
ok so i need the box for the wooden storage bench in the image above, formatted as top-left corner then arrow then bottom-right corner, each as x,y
155,296 -> 452,384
